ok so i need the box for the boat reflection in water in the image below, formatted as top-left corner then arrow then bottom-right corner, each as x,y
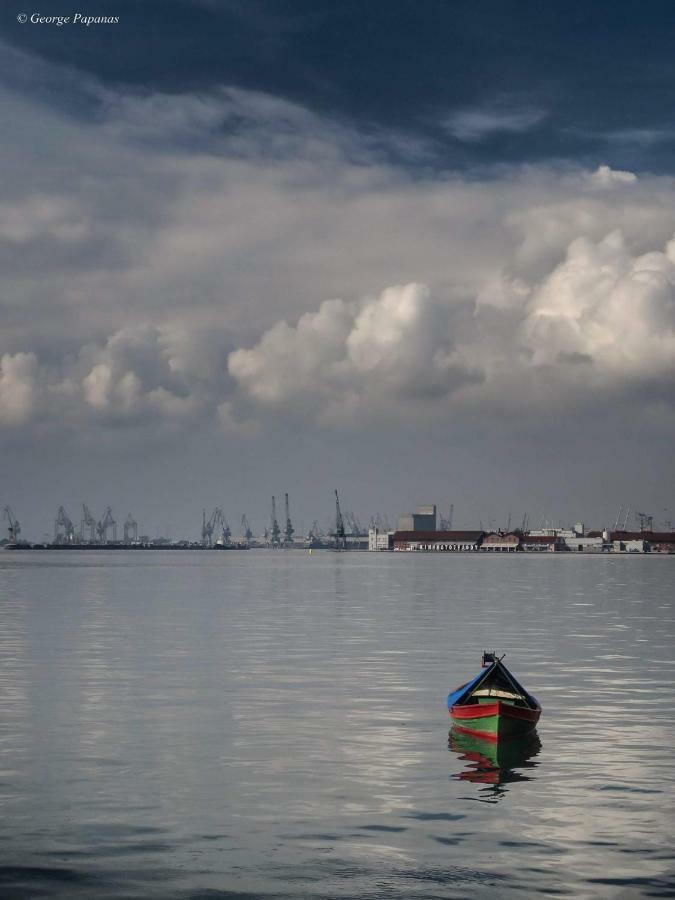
448,727 -> 542,802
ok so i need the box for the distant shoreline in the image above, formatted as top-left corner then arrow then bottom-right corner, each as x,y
2,545 -> 673,556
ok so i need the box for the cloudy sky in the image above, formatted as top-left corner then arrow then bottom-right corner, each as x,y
1,0 -> 674,539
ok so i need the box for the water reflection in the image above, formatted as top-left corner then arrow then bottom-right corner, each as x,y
448,727 -> 541,802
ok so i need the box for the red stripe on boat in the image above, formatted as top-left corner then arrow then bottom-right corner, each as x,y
450,702 -> 499,719
450,702 -> 540,723
452,723 -> 500,742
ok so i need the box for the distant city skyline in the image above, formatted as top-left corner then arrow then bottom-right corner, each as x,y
1,1 -> 673,538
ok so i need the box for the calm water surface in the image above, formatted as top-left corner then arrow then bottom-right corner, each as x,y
0,551 -> 673,898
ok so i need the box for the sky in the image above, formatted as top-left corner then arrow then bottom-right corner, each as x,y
1,0 -> 674,540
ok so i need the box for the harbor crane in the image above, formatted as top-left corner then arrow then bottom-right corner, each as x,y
96,507 -> 117,543
81,504 -> 96,542
270,496 -> 281,547
220,515 -> 232,545
344,511 -> 365,537
284,493 -> 294,546
440,504 -> 454,530
123,514 -> 138,543
370,513 -> 391,531
202,508 -> 223,547
3,507 -> 21,543
54,506 -> 75,543
613,505 -> 631,531
334,489 -> 346,550
241,515 -> 253,543
635,512 -> 653,533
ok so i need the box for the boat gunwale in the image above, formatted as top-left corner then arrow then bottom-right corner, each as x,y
448,658 -> 541,713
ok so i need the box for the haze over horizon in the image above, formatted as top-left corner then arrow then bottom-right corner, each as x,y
1,0 -> 673,540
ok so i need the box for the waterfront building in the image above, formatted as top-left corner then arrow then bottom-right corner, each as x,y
480,532 -> 521,552
368,528 -> 394,551
396,504 -> 437,532
613,538 -> 647,553
529,527 -> 577,539
393,530 -> 483,551
607,532 -> 675,553
520,534 -> 567,552
649,536 -> 675,553
565,535 -> 604,552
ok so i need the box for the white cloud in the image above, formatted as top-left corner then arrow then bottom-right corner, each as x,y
226,230 -> 675,426
442,105 -> 546,141
523,230 -> 675,376
227,283 -> 478,425
78,325 -> 203,420
228,298 -> 354,409
0,325 -> 206,430
587,164 -> 638,189
0,352 -> 39,425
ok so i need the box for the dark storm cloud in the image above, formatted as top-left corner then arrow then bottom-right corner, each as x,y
5,0 -> 675,171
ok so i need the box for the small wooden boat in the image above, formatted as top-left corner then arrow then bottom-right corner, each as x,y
447,652 -> 541,740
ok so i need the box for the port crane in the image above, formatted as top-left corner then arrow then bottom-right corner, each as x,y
344,511 -> 365,537
81,504 -> 96,542
613,505 -> 631,531
370,513 -> 391,531
220,515 -> 231,545
283,493 -> 294,546
439,504 -> 454,530
635,512 -> 654,533
3,507 -> 21,543
123,514 -> 138,543
613,506 -> 622,530
54,506 -> 75,543
269,496 -> 281,546
96,507 -> 117,543
241,515 -> 253,543
334,489 -> 346,550
202,508 -> 224,547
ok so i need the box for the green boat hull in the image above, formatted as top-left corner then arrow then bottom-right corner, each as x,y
450,699 -> 540,740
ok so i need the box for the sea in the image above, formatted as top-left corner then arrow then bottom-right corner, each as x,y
0,550 -> 673,899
